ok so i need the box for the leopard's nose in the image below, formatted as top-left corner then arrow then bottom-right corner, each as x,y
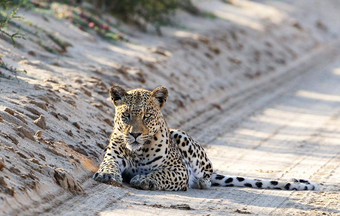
130,133 -> 142,139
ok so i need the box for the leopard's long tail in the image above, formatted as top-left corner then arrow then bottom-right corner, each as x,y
211,173 -> 319,191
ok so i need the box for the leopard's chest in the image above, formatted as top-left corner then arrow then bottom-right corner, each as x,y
130,149 -> 166,168
121,154 -> 164,183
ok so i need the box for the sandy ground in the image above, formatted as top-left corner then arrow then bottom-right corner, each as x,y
47,47 -> 340,216
0,0 -> 340,215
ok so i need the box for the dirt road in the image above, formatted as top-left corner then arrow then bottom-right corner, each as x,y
1,1 -> 340,215
33,44 -> 340,216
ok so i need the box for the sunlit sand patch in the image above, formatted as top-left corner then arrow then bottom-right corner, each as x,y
297,90 -> 340,102
333,67 -> 340,75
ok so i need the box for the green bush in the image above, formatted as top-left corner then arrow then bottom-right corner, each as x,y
1,0 -> 198,38
91,0 -> 186,34
0,0 -> 25,44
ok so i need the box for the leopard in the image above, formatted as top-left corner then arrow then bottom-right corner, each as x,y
93,85 -> 319,191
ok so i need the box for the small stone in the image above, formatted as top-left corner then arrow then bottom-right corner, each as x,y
72,122 -> 80,129
0,177 -> 14,196
197,35 -> 210,44
52,61 -> 61,66
228,57 -> 242,64
58,113 -> 68,121
151,47 -> 171,57
35,130 -> 43,138
28,50 -> 36,56
34,84 -> 43,90
316,21 -> 328,32
37,95 -> 50,103
8,135 -> 18,145
50,111 -> 60,119
44,78 -> 59,84
26,113 -> 38,120
0,115 -> 2,122
44,147 -> 65,158
38,153 -> 46,161
16,126 -> 35,141
81,87 -> 92,97
6,187 -> 15,196
30,101 -> 48,111
34,115 -> 46,129
1,111 -> 26,126
116,66 -> 128,75
103,118 -> 113,126
14,114 -> 27,124
96,142 -> 106,150
170,204 -> 192,210
4,108 -> 15,115
9,166 -> 21,175
292,21 -> 303,30
212,103 -> 223,111
205,52 -> 213,59
209,45 -> 220,55
74,78 -> 83,84
142,60 -> 156,70
65,130 -> 73,137
0,176 -> 7,188
90,102 -> 103,109
16,151 -> 27,159
64,98 -> 76,106
0,157 -> 5,171
25,106 -> 41,116
68,145 -> 88,156
18,133 -> 25,139
28,158 -> 40,165
69,155 -> 80,164
235,209 -> 252,214
53,167 -> 84,194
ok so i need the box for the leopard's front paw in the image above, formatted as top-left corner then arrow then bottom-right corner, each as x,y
93,171 -> 123,186
130,175 -> 160,190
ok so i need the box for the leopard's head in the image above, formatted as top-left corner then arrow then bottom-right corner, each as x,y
110,85 -> 168,151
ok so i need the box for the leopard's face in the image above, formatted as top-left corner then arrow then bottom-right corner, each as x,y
110,86 -> 168,151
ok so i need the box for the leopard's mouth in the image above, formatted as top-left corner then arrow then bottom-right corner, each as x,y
127,141 -> 142,151
131,141 -> 140,146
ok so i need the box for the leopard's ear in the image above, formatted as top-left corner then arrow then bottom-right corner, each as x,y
151,86 -> 168,109
110,85 -> 127,106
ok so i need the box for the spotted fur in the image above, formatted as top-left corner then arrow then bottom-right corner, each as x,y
93,86 -> 319,191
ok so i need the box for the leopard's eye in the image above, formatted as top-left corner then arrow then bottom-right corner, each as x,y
143,113 -> 152,120
122,112 -> 130,119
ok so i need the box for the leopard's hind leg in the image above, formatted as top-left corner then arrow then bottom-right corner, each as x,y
170,129 -> 213,189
